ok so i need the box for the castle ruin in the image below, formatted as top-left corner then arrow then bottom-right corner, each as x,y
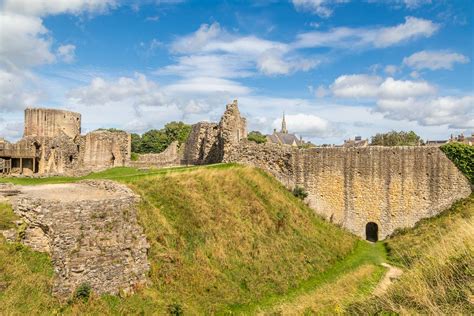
0,108 -> 131,176
0,101 -> 471,241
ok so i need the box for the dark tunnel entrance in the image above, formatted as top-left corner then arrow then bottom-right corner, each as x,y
365,222 -> 378,242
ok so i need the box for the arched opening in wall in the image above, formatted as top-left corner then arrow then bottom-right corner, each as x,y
69,155 -> 74,163
365,222 -> 378,242
111,153 -> 116,166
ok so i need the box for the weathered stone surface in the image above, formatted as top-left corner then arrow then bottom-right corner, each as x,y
24,108 -> 81,139
9,180 -> 149,299
81,130 -> 131,170
130,141 -> 182,168
183,100 -> 247,165
1,108 -> 131,176
226,141 -> 472,239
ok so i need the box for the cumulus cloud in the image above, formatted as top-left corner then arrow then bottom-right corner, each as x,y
403,50 -> 470,70
294,17 -> 438,49
1,0 -> 117,16
0,0 -> 117,113
165,22 -> 319,77
325,73 -> 472,128
291,0 -> 349,18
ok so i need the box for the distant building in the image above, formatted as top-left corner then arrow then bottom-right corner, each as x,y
343,136 -> 369,148
266,113 -> 304,146
426,133 -> 474,147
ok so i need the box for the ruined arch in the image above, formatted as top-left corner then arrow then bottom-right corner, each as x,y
365,222 -> 378,242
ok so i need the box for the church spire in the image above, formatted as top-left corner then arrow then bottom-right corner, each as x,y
281,112 -> 288,134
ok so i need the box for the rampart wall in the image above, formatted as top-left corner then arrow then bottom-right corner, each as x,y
24,108 -> 81,138
226,141 -> 472,239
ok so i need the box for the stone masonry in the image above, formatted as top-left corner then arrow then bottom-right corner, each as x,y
226,140 -> 472,239
4,180 -> 149,299
0,108 -> 131,176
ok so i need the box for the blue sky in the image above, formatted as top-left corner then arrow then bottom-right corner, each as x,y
0,0 -> 472,144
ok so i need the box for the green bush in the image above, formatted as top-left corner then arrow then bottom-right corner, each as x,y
131,122 -> 192,154
371,130 -> 422,146
74,283 -> 92,302
292,186 -> 308,200
440,142 -> 474,184
167,303 -> 184,315
130,152 -> 139,161
247,131 -> 267,144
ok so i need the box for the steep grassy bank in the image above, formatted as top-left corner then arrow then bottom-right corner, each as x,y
348,194 -> 474,315
0,165 -> 359,314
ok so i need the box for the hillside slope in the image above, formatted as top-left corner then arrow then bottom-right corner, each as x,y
348,194 -> 474,315
0,165 -> 359,314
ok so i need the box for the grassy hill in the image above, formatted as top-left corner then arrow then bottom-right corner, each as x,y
0,165 -> 368,314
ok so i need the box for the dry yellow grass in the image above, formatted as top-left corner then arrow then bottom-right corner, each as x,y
348,194 -> 474,315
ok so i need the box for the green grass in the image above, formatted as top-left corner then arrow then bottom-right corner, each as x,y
347,194 -> 474,315
234,241 -> 387,314
0,163 -> 238,186
0,165 -> 362,315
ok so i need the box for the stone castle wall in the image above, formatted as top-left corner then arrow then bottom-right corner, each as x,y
226,141 -> 472,239
130,141 -> 182,168
183,100 -> 247,165
24,108 -> 81,138
5,180 -> 149,299
81,130 -> 131,170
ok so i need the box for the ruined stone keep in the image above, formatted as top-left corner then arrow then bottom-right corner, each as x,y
0,108 -> 131,176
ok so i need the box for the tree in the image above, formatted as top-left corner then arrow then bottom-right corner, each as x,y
131,133 -> 141,153
371,131 -> 422,146
247,131 -> 267,144
164,121 -> 192,145
131,122 -> 192,154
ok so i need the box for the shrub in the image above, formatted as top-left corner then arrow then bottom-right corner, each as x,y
440,142 -> 474,184
167,303 -> 184,315
247,131 -> 267,144
292,186 -> 308,200
371,130 -> 422,146
130,152 -> 140,161
74,283 -> 92,302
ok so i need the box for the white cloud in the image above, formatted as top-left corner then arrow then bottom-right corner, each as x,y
384,64 -> 398,75
165,22 -> 319,77
325,73 -> 471,128
403,50 -> 470,70
331,74 -> 383,98
376,96 -> 473,129
0,68 -> 43,112
291,0 -> 349,18
0,0 -> 118,114
294,17 -> 438,49
378,77 -> 436,99
0,12 -> 55,68
57,44 -> 76,63
403,0 -> 432,9
1,0 -> 117,16
273,113 -> 337,137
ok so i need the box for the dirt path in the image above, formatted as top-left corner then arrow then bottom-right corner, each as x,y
373,262 -> 404,296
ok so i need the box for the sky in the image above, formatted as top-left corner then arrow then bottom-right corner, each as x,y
0,0 -> 473,144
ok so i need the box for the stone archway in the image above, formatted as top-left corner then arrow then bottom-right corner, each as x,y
366,222 -> 378,242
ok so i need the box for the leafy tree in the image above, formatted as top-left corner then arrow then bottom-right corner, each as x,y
131,122 -> 192,154
247,131 -> 267,144
371,130 -> 422,146
131,133 -> 142,153
440,142 -> 474,184
140,129 -> 169,153
164,121 -> 192,145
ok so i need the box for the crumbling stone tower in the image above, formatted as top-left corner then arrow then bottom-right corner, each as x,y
183,100 -> 247,165
24,108 -> 81,138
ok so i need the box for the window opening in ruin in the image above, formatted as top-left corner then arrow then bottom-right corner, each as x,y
365,222 -> 378,242
69,155 -> 74,163
111,153 -> 116,165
